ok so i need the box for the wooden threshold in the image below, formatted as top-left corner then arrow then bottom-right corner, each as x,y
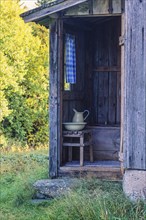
59,161 -> 122,180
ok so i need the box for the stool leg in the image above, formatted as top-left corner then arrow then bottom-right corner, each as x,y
80,135 -> 84,166
90,145 -> 94,162
80,147 -> 84,166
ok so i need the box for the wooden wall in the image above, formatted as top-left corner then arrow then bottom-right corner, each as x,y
86,17 -> 121,126
123,0 -> 146,170
86,126 -> 120,160
70,126 -> 120,161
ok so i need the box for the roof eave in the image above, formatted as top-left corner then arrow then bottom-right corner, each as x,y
20,0 -> 88,23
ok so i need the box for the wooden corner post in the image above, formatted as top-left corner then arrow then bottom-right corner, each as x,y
49,19 -> 59,178
123,0 -> 146,170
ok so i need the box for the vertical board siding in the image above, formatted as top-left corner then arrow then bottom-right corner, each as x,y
85,31 -> 94,123
124,0 -> 146,169
92,18 -> 121,125
116,71 -> 121,123
108,72 -> 117,123
49,21 -> 58,177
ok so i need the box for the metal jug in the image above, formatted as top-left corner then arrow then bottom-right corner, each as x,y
72,109 -> 89,122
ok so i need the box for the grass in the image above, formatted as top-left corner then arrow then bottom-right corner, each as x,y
0,148 -> 145,220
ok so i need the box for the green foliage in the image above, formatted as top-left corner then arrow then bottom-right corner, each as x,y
0,150 -> 145,220
0,0 -> 49,147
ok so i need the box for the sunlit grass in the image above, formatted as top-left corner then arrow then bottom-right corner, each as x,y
0,149 -> 145,220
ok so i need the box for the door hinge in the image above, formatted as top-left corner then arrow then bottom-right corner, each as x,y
119,35 -> 125,46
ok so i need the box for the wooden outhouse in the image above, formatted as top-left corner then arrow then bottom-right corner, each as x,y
21,0 -> 146,184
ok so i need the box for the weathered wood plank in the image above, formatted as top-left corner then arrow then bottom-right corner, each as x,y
84,149 -> 119,160
119,14 -> 124,166
74,126 -> 121,161
60,164 -> 120,172
58,19 -> 63,167
112,0 -> 122,13
62,160 -> 120,166
62,101 -> 69,122
63,92 -> 84,100
85,31 -> 93,123
59,169 -> 122,180
93,0 -> 109,14
59,162 -> 122,180
92,18 -> 121,125
64,1 -> 90,16
93,22 -> 108,124
108,72 -> 117,124
116,19 -> 121,124
124,0 -> 146,169
49,20 -> 58,178
98,72 -> 109,124
93,66 -> 120,72
91,126 -> 120,151
93,150 -> 118,160
116,71 -> 121,124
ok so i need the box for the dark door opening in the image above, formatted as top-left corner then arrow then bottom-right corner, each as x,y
61,16 -> 121,166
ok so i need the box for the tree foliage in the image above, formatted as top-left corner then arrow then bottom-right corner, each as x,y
0,0 -> 49,147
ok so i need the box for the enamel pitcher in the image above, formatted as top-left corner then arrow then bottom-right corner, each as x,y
72,109 -> 90,122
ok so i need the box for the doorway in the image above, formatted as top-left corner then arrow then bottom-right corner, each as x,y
61,16 -> 121,168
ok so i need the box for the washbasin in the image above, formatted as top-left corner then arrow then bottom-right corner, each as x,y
63,122 -> 87,131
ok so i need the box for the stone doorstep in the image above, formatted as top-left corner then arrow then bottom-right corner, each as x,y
123,170 -> 146,202
32,172 -> 146,202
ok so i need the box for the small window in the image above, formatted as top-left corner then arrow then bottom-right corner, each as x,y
64,33 -> 76,91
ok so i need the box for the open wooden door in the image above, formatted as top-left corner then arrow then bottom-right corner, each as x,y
119,12 -> 125,174
123,0 -> 146,170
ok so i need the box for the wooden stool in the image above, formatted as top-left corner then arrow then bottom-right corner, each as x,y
62,129 -> 93,166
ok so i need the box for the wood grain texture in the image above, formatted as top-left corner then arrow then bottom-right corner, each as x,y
91,127 -> 120,151
59,161 -> 122,180
93,66 -> 120,72
93,0 -> 109,14
64,1 -> 90,16
119,14 -> 125,172
58,19 -> 64,167
112,0 -> 122,13
49,20 -> 58,178
92,18 -> 121,125
124,0 -> 146,169
69,127 -> 120,161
